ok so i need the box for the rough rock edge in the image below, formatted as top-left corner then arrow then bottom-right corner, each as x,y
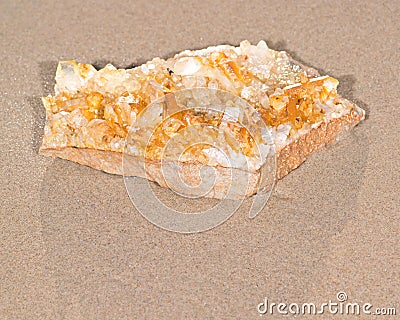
39,97 -> 365,199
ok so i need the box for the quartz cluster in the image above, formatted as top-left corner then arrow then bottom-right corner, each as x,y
41,40 -> 350,165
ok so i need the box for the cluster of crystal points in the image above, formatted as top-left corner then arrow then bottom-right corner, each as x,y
42,40 -> 349,161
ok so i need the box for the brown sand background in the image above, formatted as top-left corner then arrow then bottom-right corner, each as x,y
1,0 -> 399,319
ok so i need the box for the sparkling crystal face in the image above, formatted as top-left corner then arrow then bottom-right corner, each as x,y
41,40 -> 350,158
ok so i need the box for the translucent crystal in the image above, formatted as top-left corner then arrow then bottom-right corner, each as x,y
173,57 -> 202,76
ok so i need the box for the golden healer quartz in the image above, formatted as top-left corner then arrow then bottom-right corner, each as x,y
41,40 -> 349,157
